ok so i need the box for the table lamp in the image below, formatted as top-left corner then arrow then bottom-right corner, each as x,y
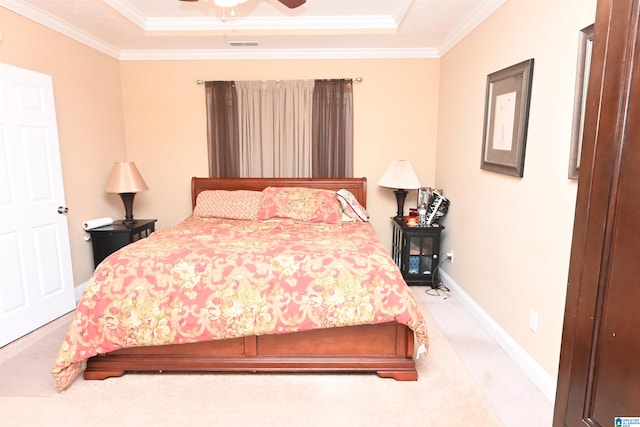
378,160 -> 421,220
105,161 -> 149,224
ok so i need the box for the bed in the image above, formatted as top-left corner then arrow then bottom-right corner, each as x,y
52,177 -> 428,391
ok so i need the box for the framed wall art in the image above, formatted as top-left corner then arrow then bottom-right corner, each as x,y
568,24 -> 594,180
480,58 -> 535,177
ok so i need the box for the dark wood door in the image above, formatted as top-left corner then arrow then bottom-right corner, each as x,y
554,0 -> 640,425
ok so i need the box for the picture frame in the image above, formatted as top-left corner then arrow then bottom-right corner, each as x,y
480,59 -> 535,177
568,24 -> 594,180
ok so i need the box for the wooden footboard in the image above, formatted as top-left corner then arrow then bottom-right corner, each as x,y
84,322 -> 417,381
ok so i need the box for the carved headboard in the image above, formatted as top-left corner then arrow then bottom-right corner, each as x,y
191,177 -> 368,210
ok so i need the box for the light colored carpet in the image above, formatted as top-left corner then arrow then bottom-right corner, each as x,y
0,289 -> 503,427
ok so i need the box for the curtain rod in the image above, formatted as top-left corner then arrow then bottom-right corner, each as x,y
196,77 -> 362,85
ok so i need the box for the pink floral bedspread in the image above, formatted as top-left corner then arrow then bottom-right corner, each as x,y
52,217 -> 428,391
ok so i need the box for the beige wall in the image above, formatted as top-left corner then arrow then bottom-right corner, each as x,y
120,59 -> 440,245
436,0 -> 596,379
1,8 -> 128,285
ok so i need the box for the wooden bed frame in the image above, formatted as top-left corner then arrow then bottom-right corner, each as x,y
84,177 -> 418,382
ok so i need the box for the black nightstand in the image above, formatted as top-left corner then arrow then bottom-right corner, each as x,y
89,219 -> 157,267
391,218 -> 444,288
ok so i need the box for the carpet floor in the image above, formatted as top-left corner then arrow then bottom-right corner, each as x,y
0,288 -> 503,426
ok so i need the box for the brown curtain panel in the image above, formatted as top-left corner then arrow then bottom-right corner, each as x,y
205,81 -> 240,177
312,79 -> 354,178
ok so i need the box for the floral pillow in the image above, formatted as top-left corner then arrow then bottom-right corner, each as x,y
257,187 -> 343,224
193,190 -> 262,220
336,189 -> 369,222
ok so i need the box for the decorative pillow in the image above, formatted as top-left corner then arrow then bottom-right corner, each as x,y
257,187 -> 343,224
336,189 -> 369,222
193,190 -> 262,220
340,211 -> 357,222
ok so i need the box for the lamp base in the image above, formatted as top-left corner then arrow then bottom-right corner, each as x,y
119,192 -> 137,224
393,189 -> 408,220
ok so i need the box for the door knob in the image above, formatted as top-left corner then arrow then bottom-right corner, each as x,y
57,206 -> 69,214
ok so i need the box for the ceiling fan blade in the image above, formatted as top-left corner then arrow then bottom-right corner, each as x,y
278,0 -> 306,8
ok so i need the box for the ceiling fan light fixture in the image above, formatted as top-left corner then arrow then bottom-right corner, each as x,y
178,0 -> 304,20
180,0 -> 303,7
214,0 -> 240,7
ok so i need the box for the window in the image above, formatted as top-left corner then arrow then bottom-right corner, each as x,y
205,79 -> 353,178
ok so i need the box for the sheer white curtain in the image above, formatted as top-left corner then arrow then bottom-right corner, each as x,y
235,80 -> 315,177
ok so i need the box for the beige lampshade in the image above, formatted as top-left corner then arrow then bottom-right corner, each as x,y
105,162 -> 149,194
378,160 -> 421,190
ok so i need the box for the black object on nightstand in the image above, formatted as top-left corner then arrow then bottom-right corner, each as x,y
89,219 -> 157,267
391,218 -> 444,288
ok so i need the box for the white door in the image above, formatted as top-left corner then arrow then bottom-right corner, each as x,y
0,63 -> 75,347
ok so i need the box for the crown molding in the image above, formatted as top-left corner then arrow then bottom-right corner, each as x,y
104,0 -> 412,32
438,0 -> 506,56
142,15 -> 398,32
2,0 -> 500,61
1,0 -> 121,58
118,47 -> 441,61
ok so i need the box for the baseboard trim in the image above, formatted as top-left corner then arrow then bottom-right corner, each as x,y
75,281 -> 88,304
438,269 -> 556,402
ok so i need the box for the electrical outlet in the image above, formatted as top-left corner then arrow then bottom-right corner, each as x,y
529,310 -> 539,332
445,250 -> 454,263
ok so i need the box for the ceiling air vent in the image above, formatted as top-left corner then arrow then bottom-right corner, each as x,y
228,41 -> 259,47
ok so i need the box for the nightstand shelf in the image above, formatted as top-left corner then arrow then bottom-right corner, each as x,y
89,219 -> 157,267
391,218 -> 444,288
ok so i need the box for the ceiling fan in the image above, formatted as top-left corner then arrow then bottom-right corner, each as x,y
179,0 -> 306,9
